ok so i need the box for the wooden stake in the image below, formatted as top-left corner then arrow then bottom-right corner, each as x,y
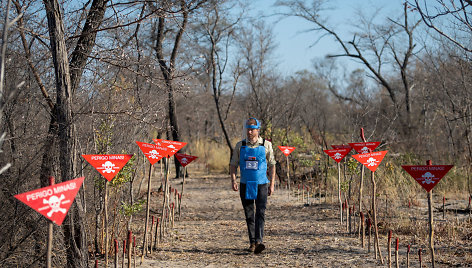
427,160 -> 435,268
338,162 -> 343,224
127,231 -> 132,268
428,190 -> 435,267
114,239 -> 118,268
359,165 -> 365,217
352,205 -> 355,235
133,236 -> 136,268
371,171 -> 384,263
122,239 -> 126,268
395,238 -> 399,268
307,186 -> 311,204
418,248 -> 422,268
149,216 -> 154,254
407,245 -> 410,268
171,203 -> 175,228
358,128 -> 366,236
141,163 -> 153,261
153,217 -> 160,250
174,190 -> 179,220
349,206 -> 352,234
374,223 -> 377,258
388,230 -> 392,268
302,185 -> 305,204
367,218 -> 371,253
160,158 -> 170,243
178,193 -> 182,220
345,202 -> 349,232
443,195 -> 445,220
286,155 -> 291,199
360,212 -> 365,248
105,180 -> 109,267
307,185 -> 309,204
468,196 -> 471,222
46,177 -> 54,268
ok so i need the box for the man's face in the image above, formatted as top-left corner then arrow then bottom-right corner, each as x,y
247,127 -> 259,140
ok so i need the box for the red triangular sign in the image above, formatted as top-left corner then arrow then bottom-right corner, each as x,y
175,153 -> 198,167
278,146 -> 296,156
348,142 -> 381,154
402,165 -> 454,192
324,148 -> 351,163
153,139 -> 187,158
82,154 -> 133,181
14,177 -> 85,226
331,144 -> 352,150
352,150 -> 388,172
136,141 -> 168,165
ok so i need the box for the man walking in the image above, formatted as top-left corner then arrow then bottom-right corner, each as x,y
230,117 -> 276,254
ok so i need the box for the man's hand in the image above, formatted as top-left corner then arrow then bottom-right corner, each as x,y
268,183 -> 275,196
268,165 -> 276,196
230,165 -> 238,191
232,180 -> 239,191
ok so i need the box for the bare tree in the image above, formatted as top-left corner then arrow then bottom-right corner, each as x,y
237,19 -> 279,134
0,0 -> 20,177
194,0 -> 245,156
149,0 -> 207,176
277,1 -> 421,137
411,0 -> 472,53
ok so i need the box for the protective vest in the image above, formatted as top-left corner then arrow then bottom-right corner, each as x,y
239,139 -> 269,199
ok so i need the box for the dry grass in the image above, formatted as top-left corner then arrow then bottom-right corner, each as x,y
189,138 -> 231,173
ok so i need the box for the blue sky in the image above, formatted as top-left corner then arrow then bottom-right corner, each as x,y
251,0 -> 404,75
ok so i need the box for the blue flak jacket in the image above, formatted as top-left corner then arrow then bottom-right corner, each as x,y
239,140 -> 269,200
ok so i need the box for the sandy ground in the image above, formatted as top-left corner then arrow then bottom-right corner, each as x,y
122,173 -> 471,268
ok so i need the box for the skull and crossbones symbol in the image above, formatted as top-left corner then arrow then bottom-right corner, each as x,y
334,153 -> 342,160
102,161 -> 116,173
421,172 -> 436,184
148,150 -> 160,159
181,157 -> 188,164
360,147 -> 370,154
43,194 -> 67,217
167,145 -> 176,153
366,157 -> 378,167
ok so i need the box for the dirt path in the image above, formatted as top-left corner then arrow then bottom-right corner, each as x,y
139,174 -> 454,267
139,174 -> 377,267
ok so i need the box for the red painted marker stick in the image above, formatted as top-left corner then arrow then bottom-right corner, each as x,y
114,239 -> 119,267
418,248 -> 422,267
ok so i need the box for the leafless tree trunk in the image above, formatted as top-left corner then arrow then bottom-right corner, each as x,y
42,0 -> 88,265
152,2 -> 189,177
42,0 -> 108,266
0,0 -> 19,176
